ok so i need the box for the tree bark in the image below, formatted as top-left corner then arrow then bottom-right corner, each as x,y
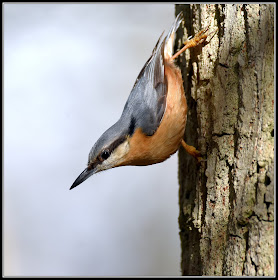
176,4 -> 274,276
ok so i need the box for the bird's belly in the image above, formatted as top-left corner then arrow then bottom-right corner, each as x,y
124,62 -> 187,166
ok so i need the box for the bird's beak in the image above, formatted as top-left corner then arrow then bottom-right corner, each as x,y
70,167 -> 96,190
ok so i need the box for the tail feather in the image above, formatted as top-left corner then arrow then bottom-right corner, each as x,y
164,12 -> 183,59
131,13 -> 183,90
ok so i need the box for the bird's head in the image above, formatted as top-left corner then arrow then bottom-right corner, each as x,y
70,120 -> 131,190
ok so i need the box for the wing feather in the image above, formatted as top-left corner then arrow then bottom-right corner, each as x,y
121,13 -> 183,136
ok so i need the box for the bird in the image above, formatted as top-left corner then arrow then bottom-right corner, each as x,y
70,12 -> 210,190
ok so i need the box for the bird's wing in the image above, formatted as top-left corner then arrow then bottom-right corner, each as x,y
121,36 -> 167,136
121,13 -> 183,136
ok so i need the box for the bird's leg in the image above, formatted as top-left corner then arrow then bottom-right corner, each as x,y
180,139 -> 203,163
170,26 -> 210,61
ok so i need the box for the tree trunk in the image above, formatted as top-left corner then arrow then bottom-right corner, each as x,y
176,4 -> 274,276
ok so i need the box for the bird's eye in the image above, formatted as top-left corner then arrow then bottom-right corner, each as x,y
101,150 -> 110,160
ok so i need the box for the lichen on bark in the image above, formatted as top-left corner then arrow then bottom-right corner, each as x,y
176,4 -> 274,276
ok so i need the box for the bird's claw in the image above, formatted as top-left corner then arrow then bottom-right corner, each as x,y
183,25 -> 217,48
184,26 -> 209,46
180,140 -> 206,163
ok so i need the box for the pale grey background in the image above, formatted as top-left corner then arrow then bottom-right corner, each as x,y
4,3 -> 182,276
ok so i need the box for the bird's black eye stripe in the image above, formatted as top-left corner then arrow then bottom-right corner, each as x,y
98,136 -> 127,162
101,149 -> 110,160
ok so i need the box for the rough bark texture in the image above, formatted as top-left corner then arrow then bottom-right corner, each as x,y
176,4 -> 274,276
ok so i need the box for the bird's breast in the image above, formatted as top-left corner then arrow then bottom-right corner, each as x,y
121,61 -> 187,166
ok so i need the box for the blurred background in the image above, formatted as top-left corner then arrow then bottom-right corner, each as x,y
4,3 -> 182,276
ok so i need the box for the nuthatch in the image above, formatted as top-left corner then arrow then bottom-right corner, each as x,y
70,12 -> 210,190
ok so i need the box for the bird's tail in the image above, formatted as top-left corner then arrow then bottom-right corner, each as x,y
132,12 -> 183,89
164,12 -> 183,60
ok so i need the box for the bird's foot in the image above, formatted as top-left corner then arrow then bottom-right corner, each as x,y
180,139 -> 205,163
171,26 -> 217,61
183,26 -> 210,48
